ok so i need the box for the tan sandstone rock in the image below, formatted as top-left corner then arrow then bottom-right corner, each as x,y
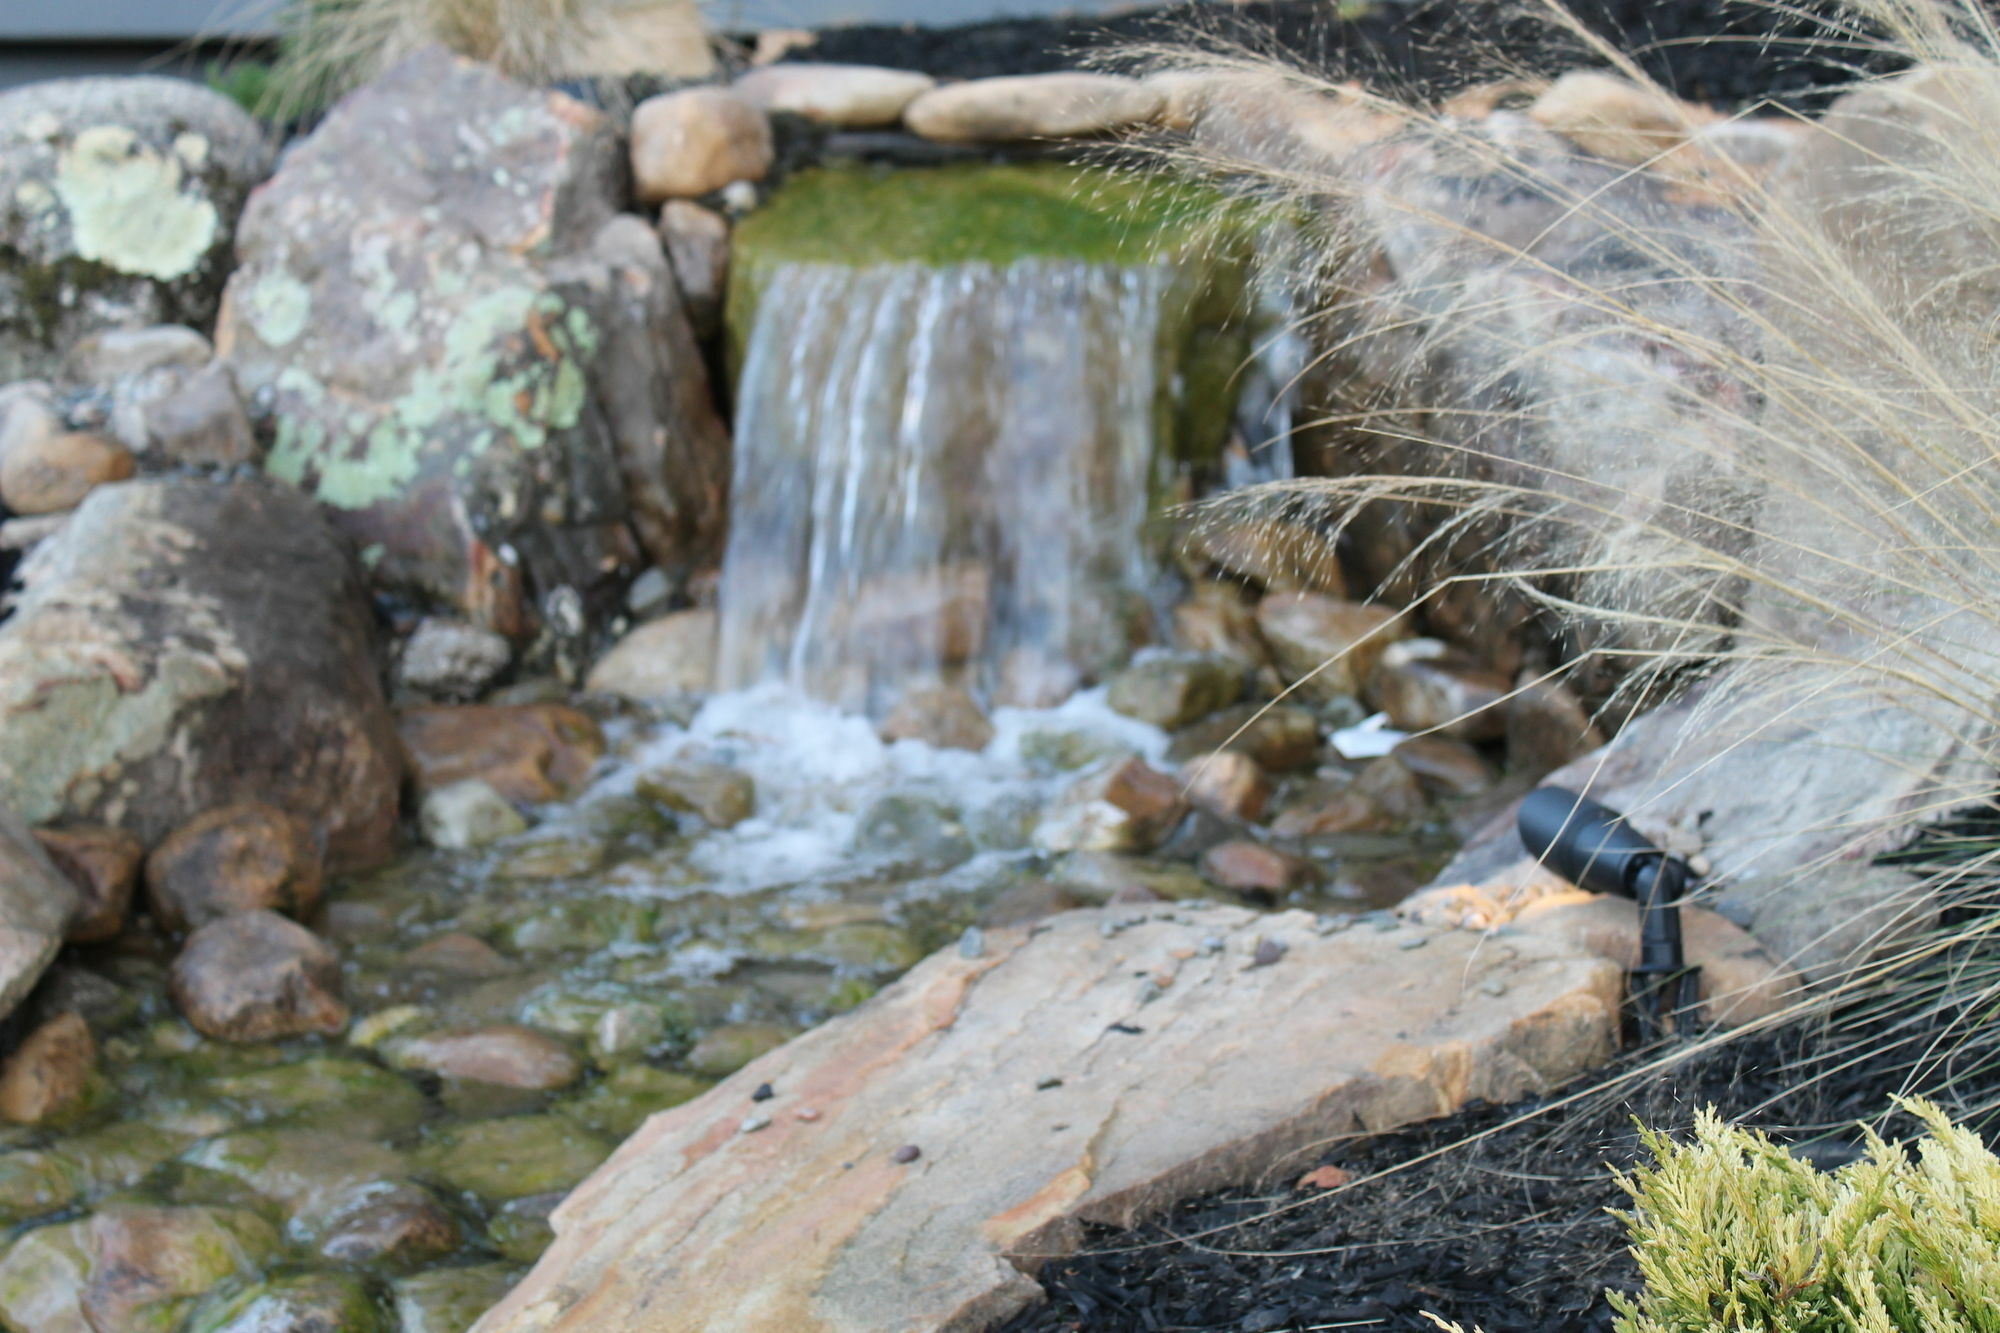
1255,592 -> 1408,700
904,73 -> 1163,143
631,89 -> 774,202
733,63 -> 936,126
585,609 -> 717,701
474,905 -> 1621,1333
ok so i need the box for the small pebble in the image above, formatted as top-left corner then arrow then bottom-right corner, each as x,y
740,1113 -> 772,1133
1099,921 -> 1120,939
1250,937 -> 1286,969
957,926 -> 985,959
891,1144 -> 921,1164
1397,935 -> 1428,951
751,1082 -> 774,1102
1200,935 -> 1226,955
1136,980 -> 1162,1006
1480,978 -> 1508,996
1035,1077 -> 1063,1091
1688,853 -> 1712,877
796,1107 -> 822,1122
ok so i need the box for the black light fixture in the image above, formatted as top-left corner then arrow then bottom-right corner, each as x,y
1517,786 -> 1701,1040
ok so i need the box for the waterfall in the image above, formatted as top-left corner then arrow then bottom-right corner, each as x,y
717,258 -> 1179,712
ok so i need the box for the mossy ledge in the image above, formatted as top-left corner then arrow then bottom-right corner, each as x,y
725,162 -> 1254,381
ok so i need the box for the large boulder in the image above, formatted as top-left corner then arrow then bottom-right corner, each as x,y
0,477 -> 402,870
0,805 -> 77,1022
0,78 -> 272,381
217,48 -> 730,646
476,905 -> 1619,1332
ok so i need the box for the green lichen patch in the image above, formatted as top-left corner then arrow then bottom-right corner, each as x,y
53,125 -> 220,282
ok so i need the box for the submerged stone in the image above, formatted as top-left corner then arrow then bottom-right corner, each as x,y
418,1116 -> 613,1203
392,1264 -> 520,1333
0,1204 -> 280,1333
684,1022 -> 798,1079
1105,654 -> 1242,730
209,1057 -> 427,1139
184,1271 -> 389,1333
557,1066 -> 712,1140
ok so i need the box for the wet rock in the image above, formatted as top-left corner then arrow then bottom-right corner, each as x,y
208,1056 -> 427,1139
733,63 -> 936,126
171,910 -> 347,1042
1170,581 -> 1272,675
1255,592 -> 1409,701
219,50 -> 729,630
903,72 -> 1163,142
978,880 -> 1084,929
0,806 -> 78,1023
0,426 -> 130,515
489,1191 -> 563,1264
318,1183 -> 462,1267
852,794 -> 973,870
585,608 -> 717,701
631,89 -> 774,202
63,323 -> 211,384
1529,70 -> 1706,166
657,202 -> 729,342
1181,751 -> 1271,822
560,1067 -> 712,1140
32,825 -> 142,943
393,1263 -> 521,1333
1352,755 -> 1429,823
420,780 -> 529,851
636,762 -> 755,829
878,683 -> 994,752
0,1012 -> 97,1126
0,78 -> 273,381
1035,758 -> 1188,855
1201,841 -> 1314,896
1366,638 -> 1510,741
401,704 -> 606,805
0,1204 -> 280,1333
111,359 -> 259,467
0,477 -> 404,870
398,619 -> 513,702
493,835 -> 607,882
0,1148 -> 83,1225
1504,674 -> 1606,780
385,1025 -> 582,1091
184,1270 -> 389,1333
1051,851 -> 1209,904
145,801 -> 323,934
1105,654 -> 1241,730
1018,726 -> 1134,774
1390,736 -> 1496,798
476,906 -> 1620,1333
1269,777 -> 1395,839
418,1115 -> 614,1202
1167,703 -> 1320,772
185,1126 -> 412,1248
404,932 -> 515,979
686,1022 -> 797,1079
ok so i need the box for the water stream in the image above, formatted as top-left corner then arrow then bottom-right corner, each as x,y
718,258 -> 1174,712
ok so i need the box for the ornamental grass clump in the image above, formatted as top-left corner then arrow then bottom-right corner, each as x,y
1608,1099 -> 2000,1332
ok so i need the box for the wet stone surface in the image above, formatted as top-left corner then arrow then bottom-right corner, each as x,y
0,683 -> 1472,1319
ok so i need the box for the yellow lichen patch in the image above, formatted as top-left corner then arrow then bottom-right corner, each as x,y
52,125 -> 219,281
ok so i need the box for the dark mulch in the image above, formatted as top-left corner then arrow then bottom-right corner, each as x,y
992,794 -> 2000,1333
999,1002 -> 2000,1333
789,0 -> 1911,113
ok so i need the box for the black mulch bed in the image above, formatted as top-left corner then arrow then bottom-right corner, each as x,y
999,948 -> 2000,1333
786,0 -> 1914,113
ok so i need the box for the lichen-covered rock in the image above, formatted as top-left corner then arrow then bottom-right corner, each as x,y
0,78 -> 272,381
217,49 -> 730,644
0,805 -> 78,1023
0,477 -> 402,870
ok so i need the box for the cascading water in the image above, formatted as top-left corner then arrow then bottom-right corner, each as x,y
717,257 -> 1177,712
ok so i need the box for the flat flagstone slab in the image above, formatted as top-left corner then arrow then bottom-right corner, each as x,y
476,904 -> 1621,1333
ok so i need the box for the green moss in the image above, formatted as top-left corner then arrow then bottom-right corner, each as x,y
726,163 -> 1252,382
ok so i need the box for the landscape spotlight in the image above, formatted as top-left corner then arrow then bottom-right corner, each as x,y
1518,786 -> 1701,1041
